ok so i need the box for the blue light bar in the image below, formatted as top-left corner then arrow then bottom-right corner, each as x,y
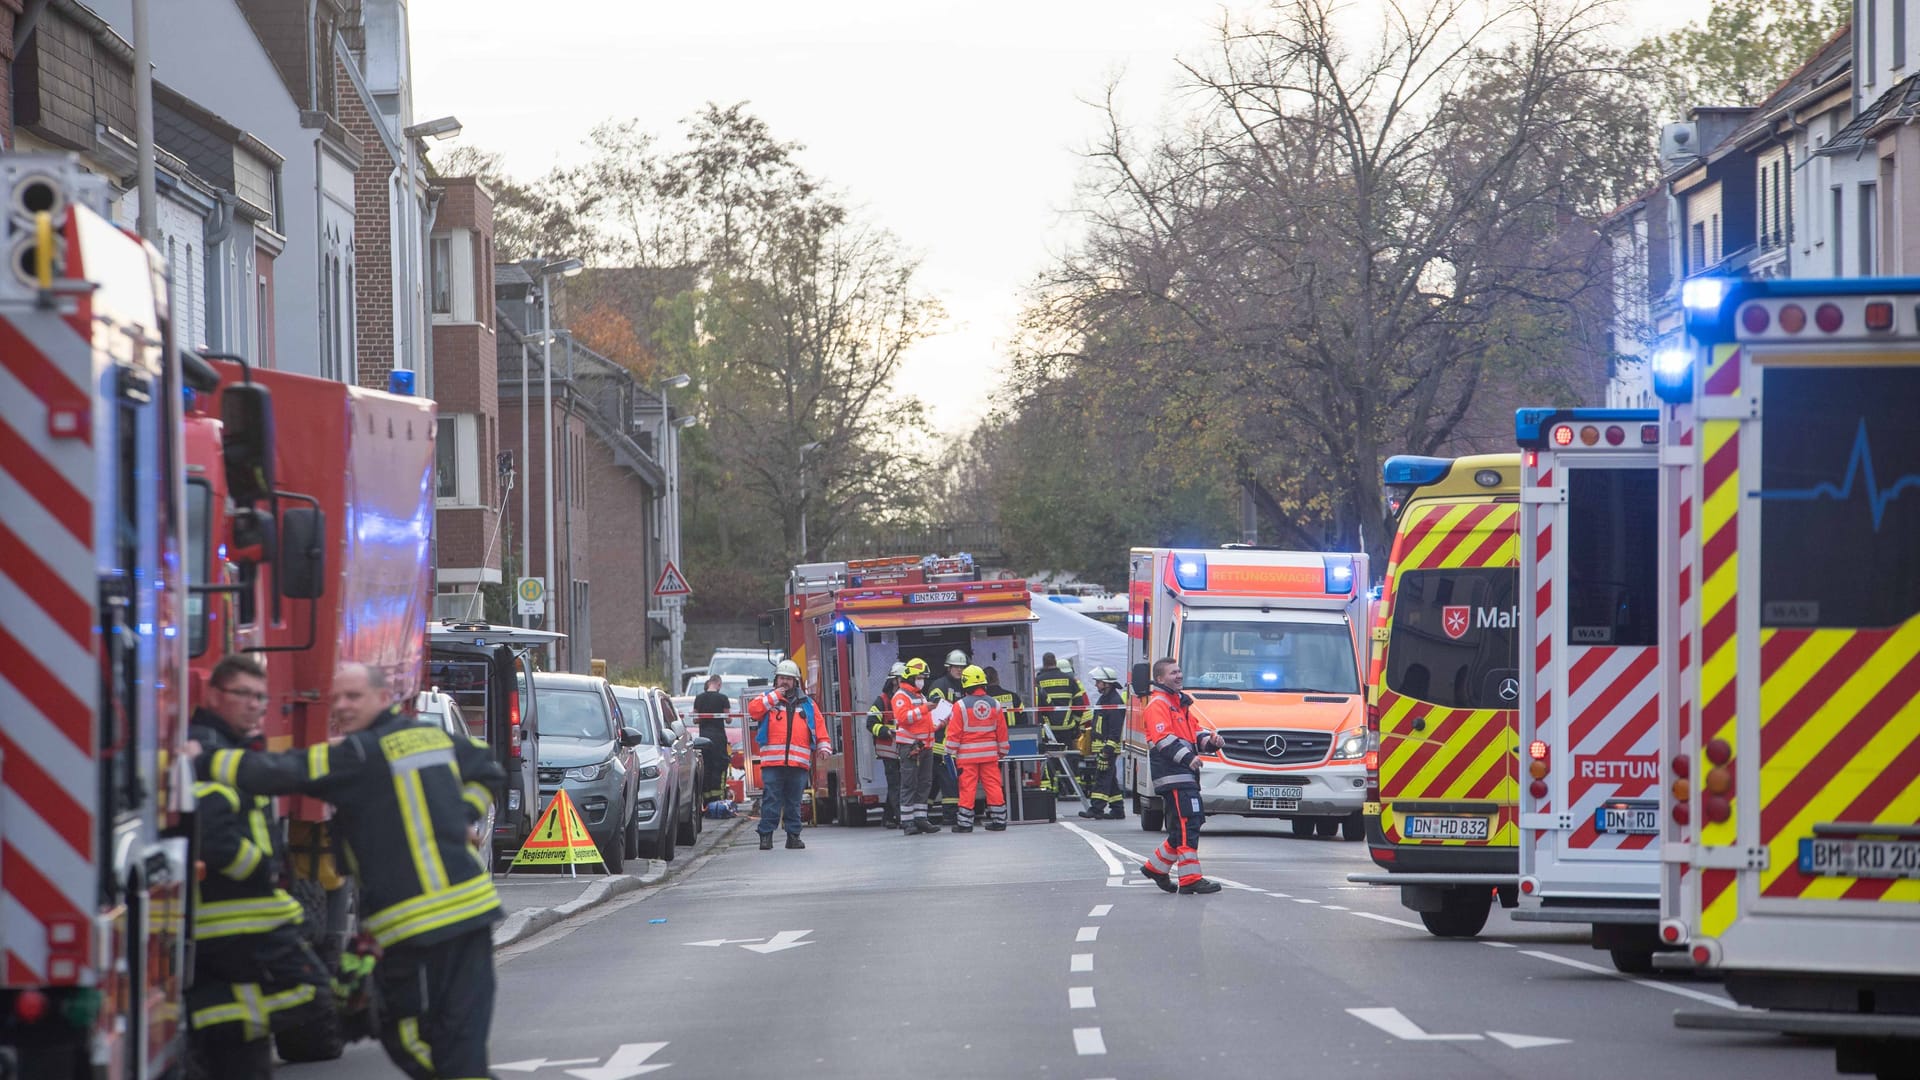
1681,277 -> 1729,313
1651,346 -> 1694,404
388,368 -> 416,395
833,617 -> 850,634
1323,554 -> 1356,594
1382,455 -> 1452,487
1173,554 -> 1208,590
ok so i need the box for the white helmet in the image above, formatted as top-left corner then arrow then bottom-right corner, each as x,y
1057,658 -> 1074,675
775,659 -> 802,680
945,649 -> 968,667
888,661 -> 908,679
1089,666 -> 1120,684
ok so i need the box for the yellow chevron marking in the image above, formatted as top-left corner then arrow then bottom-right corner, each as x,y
1701,876 -> 1740,937
1401,501 -> 1479,571
1757,631 -> 1849,731
1704,343 -> 1740,392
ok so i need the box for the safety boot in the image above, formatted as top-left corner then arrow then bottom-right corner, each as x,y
984,822 -> 1007,832
952,825 -> 973,834
1141,865 -> 1177,893
1178,878 -> 1223,895
785,833 -> 806,850
915,818 -> 942,834
758,833 -> 774,850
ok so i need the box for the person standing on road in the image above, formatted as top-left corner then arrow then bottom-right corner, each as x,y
1140,658 -> 1224,895
1036,654 -> 1091,796
867,662 -> 906,828
924,649 -> 969,825
1078,666 -> 1128,821
747,659 -> 830,850
891,658 -> 941,835
692,674 -> 734,809
186,654 -> 335,1079
983,665 -> 1024,723
193,661 -> 505,1080
948,666 -> 1011,832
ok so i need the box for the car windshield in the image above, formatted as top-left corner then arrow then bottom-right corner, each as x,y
709,653 -> 778,679
535,687 -> 614,741
1178,619 -> 1359,694
609,691 -> 655,743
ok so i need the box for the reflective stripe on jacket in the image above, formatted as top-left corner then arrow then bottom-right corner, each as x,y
867,693 -> 898,760
1092,687 -> 1127,749
891,686 -> 935,747
947,690 -> 1009,765
1036,669 -> 1090,730
749,691 -> 827,769
189,712 -> 303,941
1145,685 -> 1206,790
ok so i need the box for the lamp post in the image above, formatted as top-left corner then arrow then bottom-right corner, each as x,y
656,374 -> 692,688
401,116 -> 461,382
798,440 -> 823,561
525,256 -> 583,661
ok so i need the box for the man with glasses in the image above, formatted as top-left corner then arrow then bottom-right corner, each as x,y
187,655 -> 334,1077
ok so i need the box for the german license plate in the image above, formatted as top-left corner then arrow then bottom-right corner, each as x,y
1404,815 -> 1489,840
1248,785 -> 1304,801
1595,802 -> 1659,835
1798,838 -> 1920,880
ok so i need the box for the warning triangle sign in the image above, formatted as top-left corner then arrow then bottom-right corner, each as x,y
507,789 -> 607,875
653,560 -> 692,597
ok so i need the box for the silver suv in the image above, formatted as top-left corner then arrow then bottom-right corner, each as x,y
610,686 -> 707,861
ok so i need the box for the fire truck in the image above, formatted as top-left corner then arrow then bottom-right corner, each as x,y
1512,408 -> 1671,973
0,158 -> 217,1078
1651,278 -> 1920,1078
783,555 -> 1037,825
1121,547 -> 1371,838
182,356 -> 437,1061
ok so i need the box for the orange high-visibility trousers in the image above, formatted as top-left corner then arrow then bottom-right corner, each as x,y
954,762 -> 1006,829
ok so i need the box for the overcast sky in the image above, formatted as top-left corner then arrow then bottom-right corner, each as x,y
412,0 -> 1711,419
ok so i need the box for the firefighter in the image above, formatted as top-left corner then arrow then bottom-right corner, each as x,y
1077,666 -> 1128,820
867,662 -> 907,828
891,658 -> 941,834
1035,653 -> 1090,795
1139,658 -> 1223,894
949,666 -> 1011,832
186,654 -> 334,1079
692,674 -> 733,807
983,665 -> 1024,722
925,648 -> 970,825
193,662 -> 505,1079
747,659 -> 831,850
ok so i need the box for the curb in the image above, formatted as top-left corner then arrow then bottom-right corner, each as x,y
492,814 -> 748,949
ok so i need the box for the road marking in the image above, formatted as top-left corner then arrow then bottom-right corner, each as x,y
1077,926 -> 1100,942
1266,891 -> 1291,898
1073,1027 -> 1107,1055
685,930 -> 814,954
1323,905 -> 1348,910
1064,827 -> 1266,893
1482,941 -> 1517,949
497,1059 -> 598,1073
1071,953 -> 1094,972
1069,986 -> 1096,1009
1060,821 -> 1128,875
1347,1007 -> 1483,1041
1088,904 -> 1112,917
685,938 -> 760,947
1519,950 -> 1740,1009
564,1041 -> 673,1078
1488,1031 -> 1572,1049
1347,910 -> 1428,932
1290,897 -> 1320,905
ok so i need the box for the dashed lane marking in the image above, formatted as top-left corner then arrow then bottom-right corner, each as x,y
1069,986 -> 1096,1009
1088,904 -> 1112,918
1347,910 -> 1429,932
1073,1028 -> 1107,1055
1323,905 -> 1348,910
1071,953 -> 1094,972
1076,926 -> 1100,942
1290,898 -> 1320,905
1482,941 -> 1516,949
1519,950 -> 1739,1010
1267,891 -> 1291,898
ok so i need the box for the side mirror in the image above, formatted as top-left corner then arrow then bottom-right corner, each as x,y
619,727 -> 646,748
755,612 -> 776,647
220,382 -> 276,505
690,736 -> 712,749
278,506 -> 326,599
1131,662 -> 1151,697
670,719 -> 687,739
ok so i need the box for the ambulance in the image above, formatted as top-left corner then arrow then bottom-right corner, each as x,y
1652,278 -> 1920,1077
1121,547 -> 1371,838
1348,453 -> 1522,937
1512,408 -> 1670,973
784,554 -> 1038,825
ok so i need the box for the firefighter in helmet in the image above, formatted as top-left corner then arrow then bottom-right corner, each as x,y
1078,666 -> 1128,820
867,661 -> 908,828
890,658 -> 940,834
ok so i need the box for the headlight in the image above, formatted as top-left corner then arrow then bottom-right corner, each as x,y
639,765 -> 661,780
565,760 -> 610,782
1333,731 -> 1367,761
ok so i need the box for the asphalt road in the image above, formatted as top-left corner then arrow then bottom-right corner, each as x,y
284,813 -> 1834,1080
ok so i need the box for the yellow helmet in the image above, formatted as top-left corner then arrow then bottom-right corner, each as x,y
902,657 -> 929,679
962,664 -> 987,689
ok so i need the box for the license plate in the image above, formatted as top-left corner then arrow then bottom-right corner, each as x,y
1248,785 -> 1304,801
1595,803 -> 1659,835
1798,838 -> 1920,880
1404,815 -> 1489,840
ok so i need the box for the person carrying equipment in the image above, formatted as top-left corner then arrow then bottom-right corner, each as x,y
948,666 -> 1011,833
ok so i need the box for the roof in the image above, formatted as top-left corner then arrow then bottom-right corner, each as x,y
1722,25 -> 1853,156
1822,69 -> 1920,157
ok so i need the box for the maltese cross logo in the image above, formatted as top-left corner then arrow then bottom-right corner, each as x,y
1442,606 -> 1471,640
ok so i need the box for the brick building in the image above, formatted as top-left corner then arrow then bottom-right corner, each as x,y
430,177 -> 505,616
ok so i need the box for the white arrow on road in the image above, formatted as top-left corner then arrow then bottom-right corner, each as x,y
685,938 -> 763,947
741,929 -> 814,953
564,1042 -> 673,1079
495,1059 -> 598,1073
1488,1031 -> 1571,1049
1347,1007 -> 1483,1041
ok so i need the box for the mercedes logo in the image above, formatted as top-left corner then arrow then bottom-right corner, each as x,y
1263,734 -> 1288,758
1498,677 -> 1520,702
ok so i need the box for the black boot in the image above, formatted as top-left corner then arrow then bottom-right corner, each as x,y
1141,865 -> 1177,893
758,832 -> 774,850
1179,878 -> 1223,895
785,833 -> 806,849
915,818 -> 942,834
1077,808 -> 1100,818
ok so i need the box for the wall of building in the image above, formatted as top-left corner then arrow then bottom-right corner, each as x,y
582,434 -> 655,674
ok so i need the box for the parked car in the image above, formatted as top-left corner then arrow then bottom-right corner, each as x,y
414,689 -> 493,861
427,620 -> 565,858
532,673 -> 647,872
610,686 -> 701,860
651,689 -> 706,843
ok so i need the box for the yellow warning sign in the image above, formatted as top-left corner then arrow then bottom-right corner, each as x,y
507,789 -> 607,874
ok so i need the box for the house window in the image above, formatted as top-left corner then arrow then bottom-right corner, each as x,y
436,414 -> 481,507
1690,222 -> 1706,273
1860,181 -> 1878,275
1774,159 -> 1786,245
1711,213 -> 1721,266
1833,187 -> 1846,275
1898,0 -> 1908,69
431,236 -> 452,315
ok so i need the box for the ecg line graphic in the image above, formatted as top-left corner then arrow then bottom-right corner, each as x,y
1753,418 -> 1920,532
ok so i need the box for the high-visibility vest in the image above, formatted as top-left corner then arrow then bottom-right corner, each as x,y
749,692 -> 825,769
891,687 -> 935,746
948,692 -> 1009,765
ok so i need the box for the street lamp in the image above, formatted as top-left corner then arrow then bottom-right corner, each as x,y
399,116 -> 461,385
798,441 -> 823,560
522,255 -> 583,662
404,116 -> 464,140
656,373 -> 693,687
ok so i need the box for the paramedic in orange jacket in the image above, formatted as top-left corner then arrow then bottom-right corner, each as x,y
948,666 -> 1010,832
891,658 -> 941,835
1140,658 -> 1224,894
747,659 -> 831,850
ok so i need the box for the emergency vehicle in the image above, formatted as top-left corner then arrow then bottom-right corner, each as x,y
1651,278 -> 1920,1078
0,158 -> 207,1078
1121,547 -> 1370,838
784,555 -> 1037,825
1348,453 -> 1522,937
1512,408 -> 1671,973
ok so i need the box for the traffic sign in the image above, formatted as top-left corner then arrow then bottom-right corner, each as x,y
653,561 -> 691,598
516,576 -> 547,616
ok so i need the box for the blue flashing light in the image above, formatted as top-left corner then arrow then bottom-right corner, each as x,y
1381,455 -> 1451,487
1259,671 -> 1279,684
833,617 -> 850,634
162,625 -> 177,638
1651,346 -> 1694,404
1173,555 -> 1208,590
138,622 -> 154,636
1323,554 -> 1356,594
1682,277 -> 1729,313
389,368 -> 416,396
217,543 -> 229,562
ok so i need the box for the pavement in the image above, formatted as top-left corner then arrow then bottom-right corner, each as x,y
284,809 -> 1839,1080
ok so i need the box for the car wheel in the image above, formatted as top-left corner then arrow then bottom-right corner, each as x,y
676,790 -> 698,845
636,826 -> 662,861
1609,947 -> 1656,975
659,810 -> 678,862
624,796 -> 641,861
1419,888 -> 1492,938
600,826 -> 625,874
1290,816 -> 1315,838
1314,817 -> 1341,839
1342,811 -> 1365,841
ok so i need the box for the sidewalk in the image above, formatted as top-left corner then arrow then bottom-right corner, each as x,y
490,813 -> 748,947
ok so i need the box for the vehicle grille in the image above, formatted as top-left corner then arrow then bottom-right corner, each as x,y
1217,730 -> 1330,766
538,767 -> 567,785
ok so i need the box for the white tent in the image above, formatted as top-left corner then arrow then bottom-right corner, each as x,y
1029,595 -> 1129,686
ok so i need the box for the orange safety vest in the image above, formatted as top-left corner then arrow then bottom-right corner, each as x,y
748,691 -> 826,769
947,690 -> 1008,765
891,686 -> 935,747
